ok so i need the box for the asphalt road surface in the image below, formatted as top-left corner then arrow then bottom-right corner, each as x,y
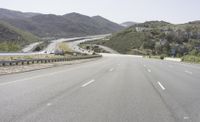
22,42 -> 43,53
0,54 -> 200,122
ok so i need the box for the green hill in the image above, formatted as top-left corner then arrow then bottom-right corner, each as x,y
90,21 -> 200,57
0,21 -> 40,52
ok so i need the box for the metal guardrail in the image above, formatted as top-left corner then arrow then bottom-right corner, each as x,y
0,55 -> 102,67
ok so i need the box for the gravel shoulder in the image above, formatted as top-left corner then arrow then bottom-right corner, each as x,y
0,57 -> 101,75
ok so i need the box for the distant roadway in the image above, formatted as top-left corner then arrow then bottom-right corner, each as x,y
0,34 -> 109,56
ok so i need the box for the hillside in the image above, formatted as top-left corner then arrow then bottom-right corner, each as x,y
89,21 -> 200,57
0,8 -> 124,38
92,16 -> 124,32
0,8 -> 40,19
0,21 -> 40,52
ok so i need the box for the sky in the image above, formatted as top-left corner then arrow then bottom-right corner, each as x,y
0,0 -> 199,24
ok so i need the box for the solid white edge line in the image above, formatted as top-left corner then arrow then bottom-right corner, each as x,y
81,79 -> 95,87
0,63 -> 100,87
0,70 -> 69,86
157,81 -> 166,90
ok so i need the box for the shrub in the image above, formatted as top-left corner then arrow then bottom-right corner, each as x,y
160,54 -> 165,60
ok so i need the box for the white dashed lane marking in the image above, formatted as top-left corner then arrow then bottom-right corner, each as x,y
147,69 -> 151,72
184,70 -> 193,75
109,68 -> 114,72
157,81 -> 166,90
81,79 -> 95,87
46,103 -> 52,106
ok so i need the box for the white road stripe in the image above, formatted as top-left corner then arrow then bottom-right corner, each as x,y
46,103 -> 52,106
0,71 -> 66,87
183,116 -> 190,120
81,79 -> 95,87
147,69 -> 151,72
157,81 -> 166,90
184,70 -> 192,75
109,68 -> 114,72
0,62 -> 101,87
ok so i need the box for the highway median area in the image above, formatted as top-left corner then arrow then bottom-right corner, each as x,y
0,54 -> 102,75
0,54 -> 66,61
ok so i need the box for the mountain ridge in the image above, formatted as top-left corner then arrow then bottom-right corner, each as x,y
0,8 -> 124,38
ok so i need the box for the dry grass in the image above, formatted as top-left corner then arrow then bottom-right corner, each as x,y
0,54 -> 65,61
56,42 -> 72,52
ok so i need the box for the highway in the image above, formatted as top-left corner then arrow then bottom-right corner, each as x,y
0,54 -> 200,122
0,34 -> 109,56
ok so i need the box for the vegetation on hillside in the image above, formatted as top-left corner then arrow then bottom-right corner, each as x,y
88,21 -> 200,59
182,55 -> 200,63
0,21 -> 41,52
56,42 -> 72,52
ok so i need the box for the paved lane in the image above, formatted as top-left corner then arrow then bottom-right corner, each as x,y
0,54 -> 200,122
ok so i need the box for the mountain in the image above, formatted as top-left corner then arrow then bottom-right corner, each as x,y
0,21 -> 40,52
92,16 -> 124,32
0,8 -> 124,38
121,21 -> 138,27
90,21 -> 200,57
188,20 -> 200,24
0,8 -> 40,19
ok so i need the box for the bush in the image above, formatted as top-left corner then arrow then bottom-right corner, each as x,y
0,42 -> 20,52
182,55 -> 200,63
160,54 -> 165,60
